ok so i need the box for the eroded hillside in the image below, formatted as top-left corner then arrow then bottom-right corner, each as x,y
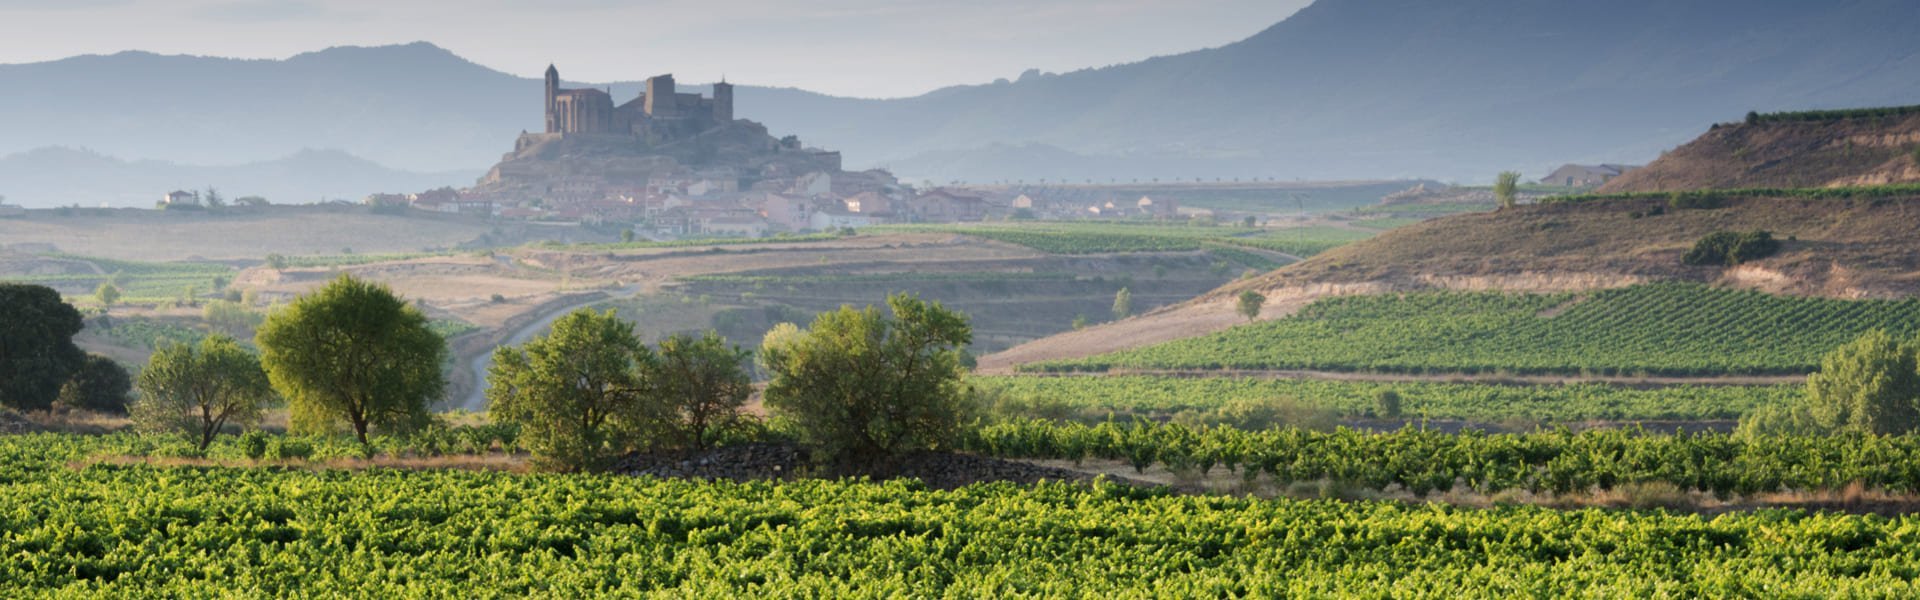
1600,109 -> 1920,193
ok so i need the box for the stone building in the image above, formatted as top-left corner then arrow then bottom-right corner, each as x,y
544,65 -> 734,138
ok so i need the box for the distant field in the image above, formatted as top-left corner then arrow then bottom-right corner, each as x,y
975,375 -> 1796,422
1,254 -> 236,303
0,207 -> 494,261
873,222 -> 1372,257
1034,282 -> 1920,376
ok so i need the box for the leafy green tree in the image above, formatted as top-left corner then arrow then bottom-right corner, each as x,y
256,275 -> 443,445
760,294 -> 975,463
95,283 -> 121,308
132,335 -> 272,450
487,309 -> 655,471
1237,289 -> 1266,322
56,355 -> 132,415
652,331 -> 753,450
264,254 -> 288,271
1495,171 -> 1521,209
620,229 -> 636,243
1071,314 -> 1089,330
1804,330 -> 1920,435
1112,287 -> 1133,320
0,284 -> 86,411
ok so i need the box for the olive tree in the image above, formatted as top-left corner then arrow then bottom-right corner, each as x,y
256,274 -> 443,445
0,283 -> 86,411
1112,287 -> 1133,320
487,309 -> 657,471
652,331 -> 753,450
760,293 -> 974,464
131,335 -> 272,450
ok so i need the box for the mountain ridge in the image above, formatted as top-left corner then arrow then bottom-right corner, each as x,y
2,0 -> 1918,184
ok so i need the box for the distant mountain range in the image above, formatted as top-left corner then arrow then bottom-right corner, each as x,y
0,147 -> 472,208
2,0 -> 1918,205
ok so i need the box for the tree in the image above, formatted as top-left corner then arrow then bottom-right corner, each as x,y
1375,390 -> 1403,419
203,186 -> 225,209
1071,314 -> 1089,330
1495,171 -> 1521,209
256,274 -> 444,445
264,254 -> 288,271
487,309 -> 655,471
1804,330 -> 1920,435
620,229 -> 636,243
56,355 -> 132,415
0,284 -> 87,411
760,293 -> 974,464
95,283 -> 121,308
652,331 -> 753,450
132,335 -> 272,450
1112,287 -> 1133,320
1237,289 -> 1266,322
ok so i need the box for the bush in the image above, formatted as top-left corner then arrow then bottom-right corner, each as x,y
1375,390 -> 1403,419
1684,231 -> 1781,266
1668,192 -> 1726,210
760,294 -> 975,464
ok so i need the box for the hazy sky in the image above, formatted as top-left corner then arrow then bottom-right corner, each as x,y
0,0 -> 1310,98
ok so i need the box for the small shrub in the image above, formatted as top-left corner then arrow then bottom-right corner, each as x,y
1669,192 -> 1725,210
239,431 -> 270,460
1684,230 -> 1781,266
1375,390 -> 1403,419
268,438 -> 314,461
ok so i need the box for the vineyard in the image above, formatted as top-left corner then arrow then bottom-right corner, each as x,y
975,375 -> 1797,422
967,420 -> 1920,497
2,434 -> 1919,595
2,254 -> 235,304
1034,282 -> 1920,376
870,222 -> 1371,257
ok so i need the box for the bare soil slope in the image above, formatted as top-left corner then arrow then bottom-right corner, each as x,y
1600,113 -> 1920,193
984,193 -> 1920,369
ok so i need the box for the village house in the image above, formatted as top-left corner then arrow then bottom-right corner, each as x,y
161,190 -> 200,207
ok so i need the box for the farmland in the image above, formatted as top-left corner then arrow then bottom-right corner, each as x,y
1034,282 -> 1920,376
974,375 -> 1798,422
871,222 -> 1372,257
5,434 -> 1920,596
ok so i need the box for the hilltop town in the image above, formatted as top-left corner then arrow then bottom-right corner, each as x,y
361,66 -> 1185,236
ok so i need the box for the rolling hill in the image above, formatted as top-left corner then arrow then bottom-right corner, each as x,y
981,189 -> 1920,371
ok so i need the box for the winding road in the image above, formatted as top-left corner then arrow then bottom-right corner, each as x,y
454,286 -> 640,412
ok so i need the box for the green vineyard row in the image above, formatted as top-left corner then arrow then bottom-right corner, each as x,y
1034,282 -> 1920,376
1,434 -> 1917,595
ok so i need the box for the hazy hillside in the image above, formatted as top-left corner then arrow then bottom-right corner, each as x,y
3,0 -> 1919,185
1598,108 -> 1920,193
0,147 -> 473,207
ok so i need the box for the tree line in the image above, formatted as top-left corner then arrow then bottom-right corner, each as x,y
1,277 -> 978,471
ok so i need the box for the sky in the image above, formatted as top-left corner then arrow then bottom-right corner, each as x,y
0,0 -> 1311,98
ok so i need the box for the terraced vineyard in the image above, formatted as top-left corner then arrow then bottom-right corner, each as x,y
872,222 -> 1371,257
5,434 -> 1920,596
976,375 -> 1797,422
1034,282 -> 1920,376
